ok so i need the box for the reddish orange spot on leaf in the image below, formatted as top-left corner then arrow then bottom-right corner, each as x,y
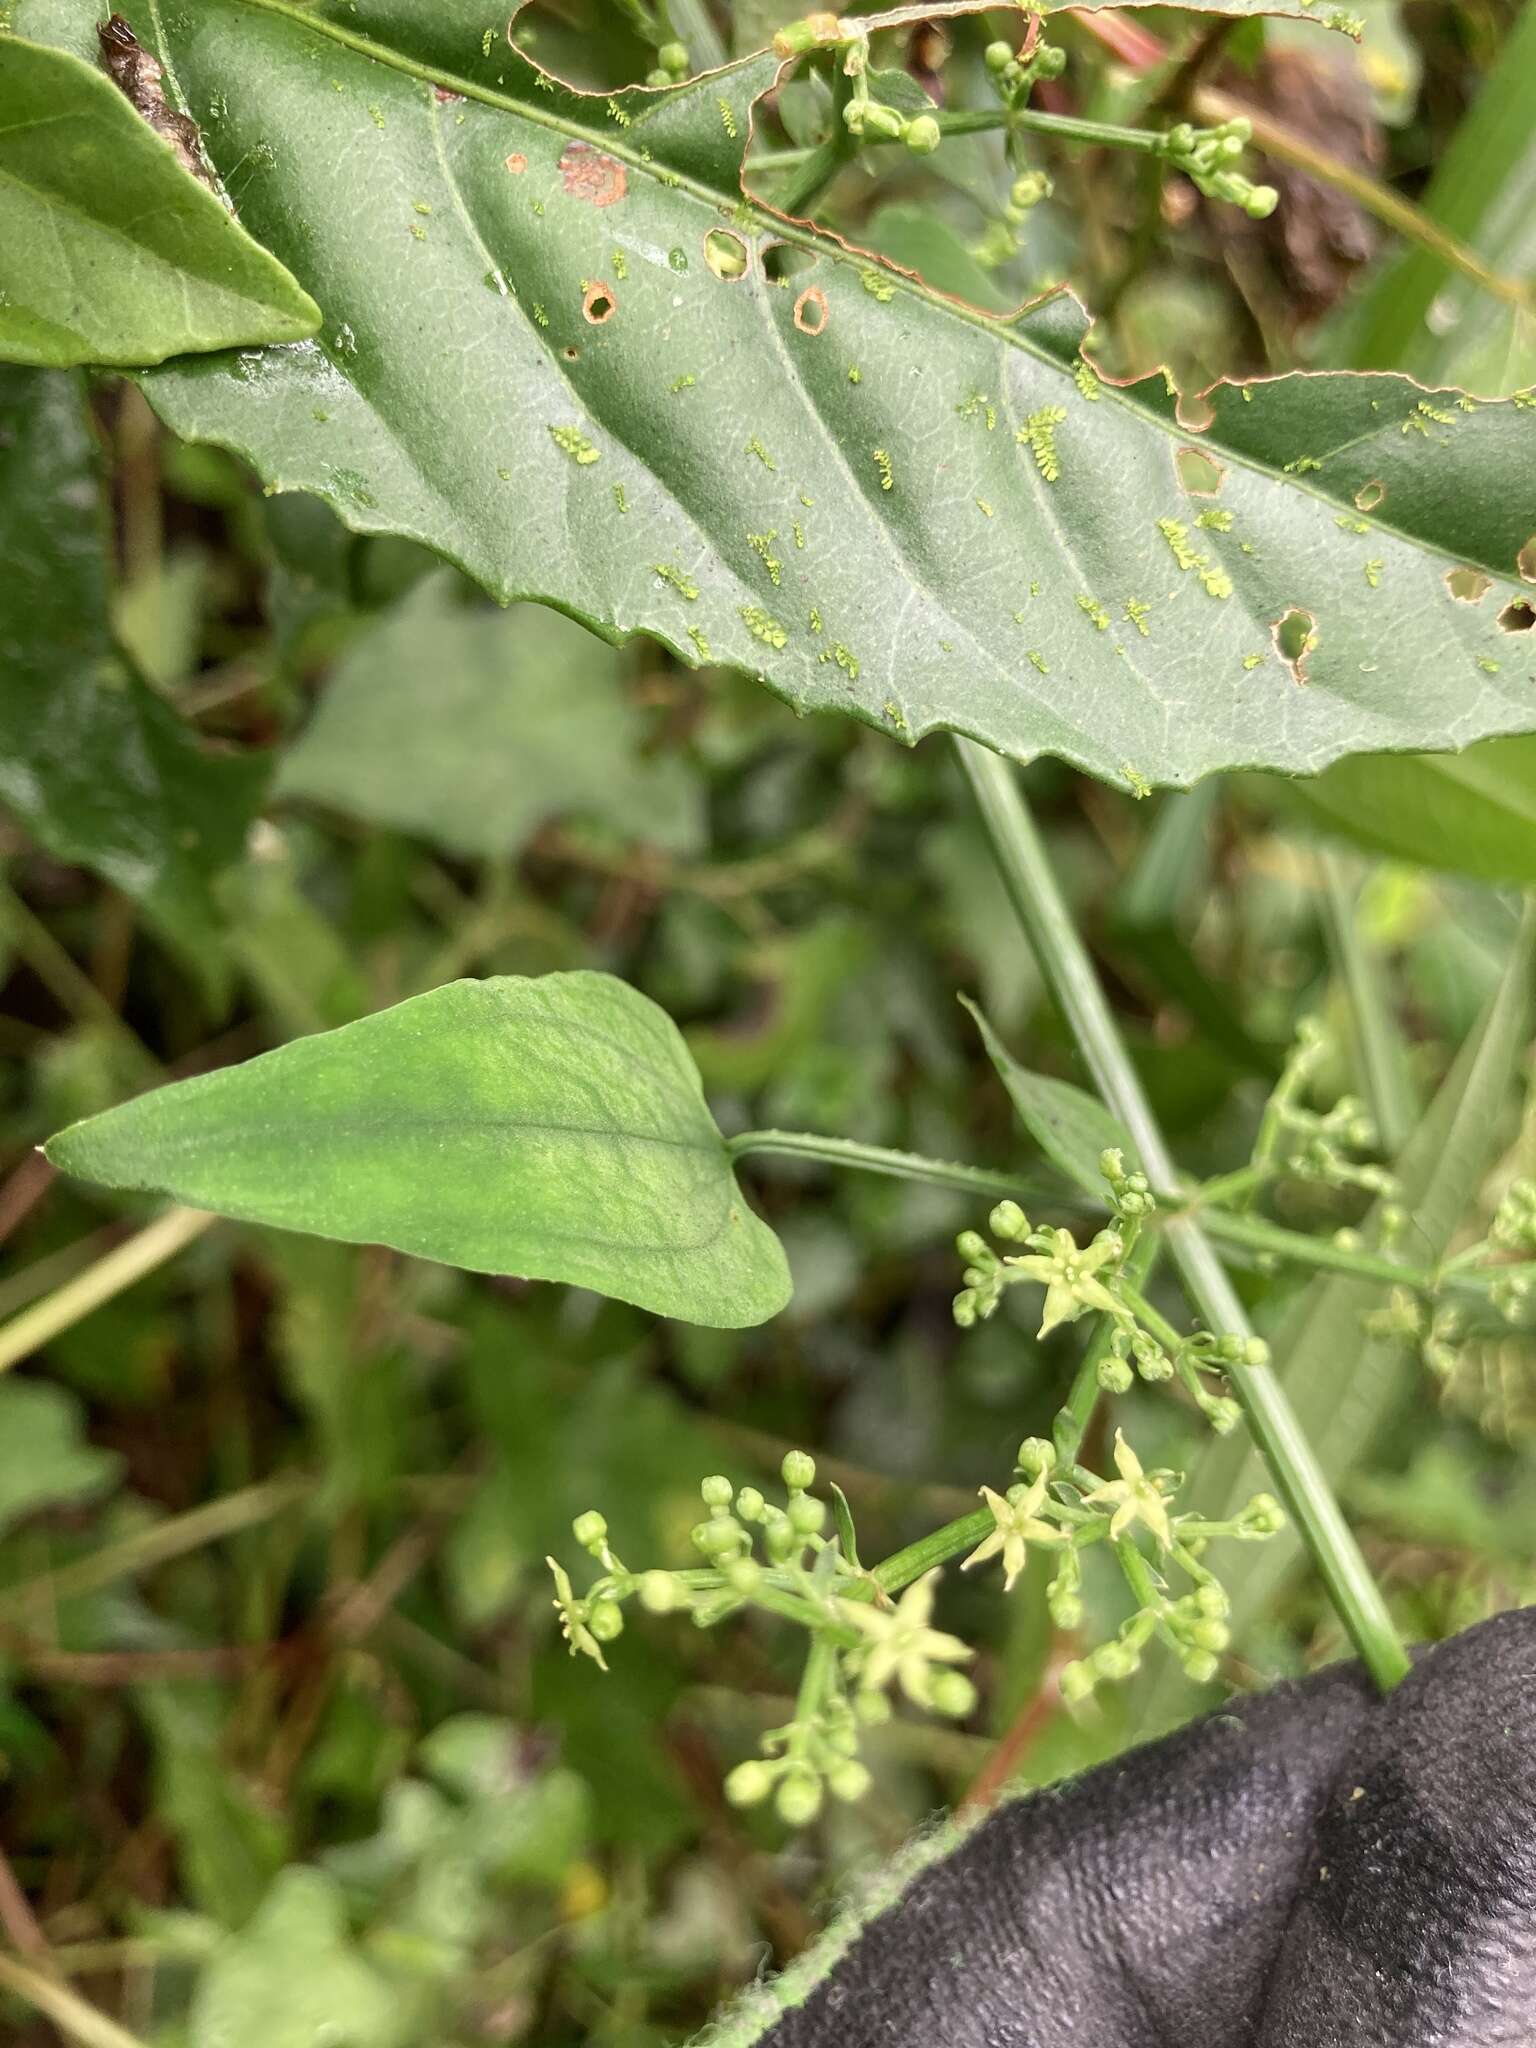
505,152 -> 527,174
559,141 -> 627,208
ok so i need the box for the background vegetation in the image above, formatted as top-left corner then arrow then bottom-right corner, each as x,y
2,0 -> 1536,2042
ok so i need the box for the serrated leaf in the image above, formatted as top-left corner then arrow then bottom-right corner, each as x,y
45,972 -> 792,1328
963,995 -> 1136,1194
1274,737 -> 1536,885
10,0 -> 1521,788
0,34 -> 320,367
276,572 -> 705,857
0,368 -> 267,986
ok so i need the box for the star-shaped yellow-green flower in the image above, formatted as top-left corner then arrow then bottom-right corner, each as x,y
839,1570 -> 972,1707
1005,1227 -> 1125,1339
961,1474 -> 1063,1592
546,1556 -> 608,1671
1081,1432 -> 1175,1549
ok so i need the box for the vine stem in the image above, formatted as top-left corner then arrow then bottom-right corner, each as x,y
953,739 -> 1410,1694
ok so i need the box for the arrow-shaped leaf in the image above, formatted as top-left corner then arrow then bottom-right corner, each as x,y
45,972 -> 793,1330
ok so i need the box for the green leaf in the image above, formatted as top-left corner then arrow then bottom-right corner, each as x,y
1275,737 -> 1536,885
0,368 -> 267,982
0,34 -> 320,367
190,1868 -> 407,2048
26,0 -> 1525,789
276,572 -> 705,857
962,995 -> 1136,1195
45,972 -> 793,1328
0,1380 -> 121,1537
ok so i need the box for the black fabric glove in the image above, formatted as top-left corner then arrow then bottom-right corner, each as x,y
741,1607 -> 1536,2047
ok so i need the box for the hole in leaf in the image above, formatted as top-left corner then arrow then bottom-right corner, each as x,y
1499,599 -> 1536,633
1175,445 -> 1225,497
582,281 -> 617,325
1181,392 -> 1216,431
764,241 -> 818,283
562,345 -> 579,360
1272,606 -> 1318,684
704,228 -> 749,281
1446,566 -> 1491,603
1518,534 -> 1536,584
793,286 -> 829,336
1354,479 -> 1385,512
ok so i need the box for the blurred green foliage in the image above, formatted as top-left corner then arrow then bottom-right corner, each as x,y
3,0 -> 1536,2042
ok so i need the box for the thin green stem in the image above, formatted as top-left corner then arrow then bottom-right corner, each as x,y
771,55 -> 855,217
758,102 -> 1164,172
953,739 -> 1410,1694
870,1510 -> 994,1596
1054,1233 -> 1159,1467
1190,1162 -> 1272,1209
1319,849 -> 1418,1156
0,1207 -> 215,1378
729,1129 -> 1048,1205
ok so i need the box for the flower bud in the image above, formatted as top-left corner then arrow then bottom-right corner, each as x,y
953,1290 -> 979,1329
1059,1659 -> 1095,1704
735,1486 -> 766,1522
984,38 -> 1015,71
1188,1617 -> 1230,1653
1097,1355 -> 1134,1395
788,1494 -> 826,1536
572,1510 -> 608,1550
725,1758 -> 775,1806
862,101 -> 909,142
956,1229 -> 992,1265
827,1759 -> 873,1803
701,1474 -> 734,1510
776,1770 -> 824,1826
587,1598 -> 624,1642
725,1557 -> 762,1594
990,1199 -> 1029,1241
1049,1589 -> 1084,1630
904,114 -> 941,155
1166,122 -> 1196,156
781,1450 -> 816,1493
1016,1436 -> 1056,1477
658,40 -> 689,73
1182,1648 -> 1219,1684
1245,185 -> 1279,220
928,1669 -> 977,1718
854,1688 -> 892,1725
639,1570 -> 682,1614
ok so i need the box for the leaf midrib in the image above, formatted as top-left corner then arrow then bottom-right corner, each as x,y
226,0 -> 1524,592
